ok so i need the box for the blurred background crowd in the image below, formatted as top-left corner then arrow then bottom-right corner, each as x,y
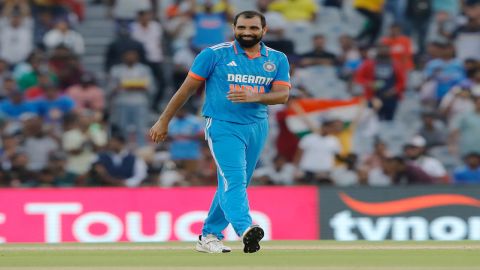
0,0 -> 479,188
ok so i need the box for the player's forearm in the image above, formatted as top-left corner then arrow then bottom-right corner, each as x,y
159,78 -> 201,121
258,90 -> 289,105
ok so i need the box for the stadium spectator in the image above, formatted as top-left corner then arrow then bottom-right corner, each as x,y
253,155 -> 296,185
108,49 -> 154,147
268,0 -> 318,22
31,0 -> 72,22
383,156 -> 435,184
164,0 -> 194,51
417,111 -> 448,149
48,45 -> 83,89
427,10 -> 456,45
337,34 -> 362,81
424,44 -> 465,102
24,71 -> 53,100
451,1 -> 480,61
130,9 -> 166,111
17,53 -> 57,91
354,44 -> 406,121
300,34 -> 336,67
294,120 -> 341,184
404,0 -> 433,55
331,153 -> 361,186
104,26 -> 147,73
0,59 -> 12,99
453,152 -> 480,183
257,0 -> 294,54
381,23 -> 414,73
5,151 -> 35,187
36,82 -> 75,121
0,133 -> 21,170
353,0 -> 385,46
33,9 -> 54,47
439,79 -> 476,123
0,6 -> 34,66
403,135 -> 449,183
91,133 -> 147,187
360,139 -> 391,173
0,84 -> 39,120
21,114 -> 59,172
45,150 -> 80,186
66,73 -> 105,114
167,108 -> 203,178
274,98 -> 300,162
107,0 -> 154,30
2,0 -> 31,19
62,112 -> 106,178
450,96 -> 480,156
43,18 -> 85,55
257,0 -> 286,41
190,0 -> 229,51
432,0 -> 460,17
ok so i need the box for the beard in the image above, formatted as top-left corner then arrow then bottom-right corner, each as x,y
235,34 -> 263,48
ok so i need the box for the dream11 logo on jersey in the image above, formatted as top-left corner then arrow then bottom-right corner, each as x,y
320,188 -> 480,241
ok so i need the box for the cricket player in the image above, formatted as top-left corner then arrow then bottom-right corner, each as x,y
150,10 -> 291,253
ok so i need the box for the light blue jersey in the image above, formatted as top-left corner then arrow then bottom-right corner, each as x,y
189,40 -> 291,124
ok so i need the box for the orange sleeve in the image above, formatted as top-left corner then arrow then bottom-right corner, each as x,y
188,71 -> 206,81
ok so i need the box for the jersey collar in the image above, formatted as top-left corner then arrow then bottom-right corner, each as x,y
232,40 -> 268,59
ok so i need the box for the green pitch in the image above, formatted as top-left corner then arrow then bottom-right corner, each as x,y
0,241 -> 479,269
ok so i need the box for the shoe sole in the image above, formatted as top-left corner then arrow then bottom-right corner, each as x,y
243,226 -> 264,253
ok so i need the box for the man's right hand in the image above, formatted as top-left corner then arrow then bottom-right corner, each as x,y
150,118 -> 169,143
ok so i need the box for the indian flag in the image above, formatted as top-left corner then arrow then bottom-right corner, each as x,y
286,98 -> 363,137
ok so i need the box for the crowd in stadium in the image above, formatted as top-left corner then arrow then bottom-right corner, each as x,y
0,0 -> 478,188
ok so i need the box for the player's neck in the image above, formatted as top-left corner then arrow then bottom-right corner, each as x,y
242,43 -> 261,56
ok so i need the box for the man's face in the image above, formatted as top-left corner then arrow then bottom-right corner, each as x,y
313,36 -> 325,49
123,51 -> 138,65
109,138 -> 124,152
390,26 -> 402,37
466,155 -> 480,168
139,11 -> 151,24
234,16 -> 266,48
404,146 -> 421,159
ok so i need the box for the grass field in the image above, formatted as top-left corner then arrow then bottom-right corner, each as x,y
1,241 -> 479,269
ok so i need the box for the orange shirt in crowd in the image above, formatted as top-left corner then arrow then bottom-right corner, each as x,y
381,35 -> 414,71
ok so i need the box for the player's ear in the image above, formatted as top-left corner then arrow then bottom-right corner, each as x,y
263,26 -> 268,35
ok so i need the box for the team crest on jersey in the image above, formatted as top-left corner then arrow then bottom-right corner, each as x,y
263,61 -> 276,72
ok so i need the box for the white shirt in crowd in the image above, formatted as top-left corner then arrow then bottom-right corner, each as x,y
0,17 -> 33,64
43,29 -> 85,55
254,163 -> 296,185
298,133 -> 341,173
439,88 -> 474,122
368,168 -> 392,186
412,156 -> 447,178
63,127 -> 107,175
131,21 -> 164,63
24,136 -> 59,171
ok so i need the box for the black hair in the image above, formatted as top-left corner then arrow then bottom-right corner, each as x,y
233,10 -> 266,28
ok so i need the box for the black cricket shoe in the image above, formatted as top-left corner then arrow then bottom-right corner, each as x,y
242,225 -> 264,253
